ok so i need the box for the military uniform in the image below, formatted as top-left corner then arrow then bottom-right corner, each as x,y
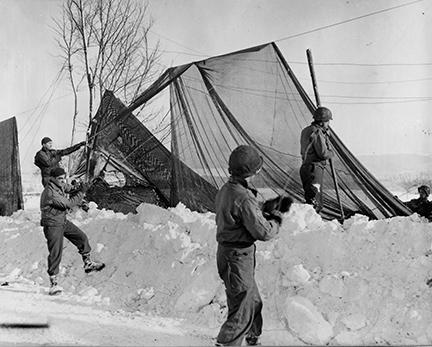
215,146 -> 281,346
299,123 -> 334,207
34,141 -> 85,186
299,107 -> 334,209
40,177 -> 91,276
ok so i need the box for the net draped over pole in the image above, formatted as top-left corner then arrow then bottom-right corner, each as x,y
77,42 -> 411,220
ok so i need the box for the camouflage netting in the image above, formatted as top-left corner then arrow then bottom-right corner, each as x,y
76,43 -> 411,220
0,117 -> 23,216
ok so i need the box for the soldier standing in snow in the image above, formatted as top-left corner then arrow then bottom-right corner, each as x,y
40,167 -> 105,295
215,145 -> 283,346
299,106 -> 334,210
34,137 -> 85,187
404,185 -> 432,220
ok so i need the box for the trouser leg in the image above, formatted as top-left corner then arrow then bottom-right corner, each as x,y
216,245 -> 262,346
300,163 -> 324,209
247,247 -> 263,338
300,163 -> 318,204
43,225 -> 64,276
63,220 -> 91,258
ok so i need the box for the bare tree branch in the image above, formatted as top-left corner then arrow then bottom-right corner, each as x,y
55,0 -> 160,118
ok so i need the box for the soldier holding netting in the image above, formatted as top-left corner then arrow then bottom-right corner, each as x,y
299,106 -> 334,210
34,137 -> 85,187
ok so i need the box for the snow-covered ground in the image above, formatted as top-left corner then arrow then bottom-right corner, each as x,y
0,284 -> 211,346
2,191 -> 432,345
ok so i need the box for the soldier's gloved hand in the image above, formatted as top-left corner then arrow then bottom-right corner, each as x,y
263,209 -> 283,225
262,195 -> 293,214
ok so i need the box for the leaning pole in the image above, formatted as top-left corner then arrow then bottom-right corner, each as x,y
306,49 -> 345,222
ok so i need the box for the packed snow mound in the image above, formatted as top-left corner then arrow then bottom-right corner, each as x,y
1,201 -> 432,345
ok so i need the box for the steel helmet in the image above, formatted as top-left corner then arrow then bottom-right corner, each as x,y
418,185 -> 430,196
228,145 -> 263,178
313,107 -> 333,122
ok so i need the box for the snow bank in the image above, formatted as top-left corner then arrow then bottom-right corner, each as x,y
1,201 -> 432,345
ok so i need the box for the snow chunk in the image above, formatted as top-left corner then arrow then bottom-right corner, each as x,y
136,203 -> 177,225
283,296 -> 333,344
175,264 -> 222,312
170,202 -> 214,225
286,264 -> 311,284
282,203 -> 324,233
137,287 -> 155,300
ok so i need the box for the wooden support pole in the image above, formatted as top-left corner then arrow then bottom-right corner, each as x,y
306,49 -> 345,222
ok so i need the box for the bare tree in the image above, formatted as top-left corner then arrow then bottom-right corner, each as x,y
53,0 -> 161,144
53,6 -> 82,171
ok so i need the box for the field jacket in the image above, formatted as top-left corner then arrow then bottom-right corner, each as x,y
34,142 -> 85,179
300,123 -> 334,166
215,176 -> 279,248
40,178 -> 84,226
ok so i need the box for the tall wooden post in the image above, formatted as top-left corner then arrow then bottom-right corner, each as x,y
306,49 -> 345,222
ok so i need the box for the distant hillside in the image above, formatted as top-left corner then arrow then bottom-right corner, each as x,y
358,154 -> 432,179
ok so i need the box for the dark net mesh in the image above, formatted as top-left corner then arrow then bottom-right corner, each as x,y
81,43 -> 411,220
75,91 -> 216,213
165,43 -> 410,220
0,117 -> 23,215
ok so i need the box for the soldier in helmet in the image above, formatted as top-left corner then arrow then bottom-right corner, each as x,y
214,145 -> 283,346
404,185 -> 432,219
299,106 -> 334,210
34,137 -> 86,187
40,167 -> 105,295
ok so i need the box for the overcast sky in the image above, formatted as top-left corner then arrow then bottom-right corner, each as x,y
0,0 -> 431,174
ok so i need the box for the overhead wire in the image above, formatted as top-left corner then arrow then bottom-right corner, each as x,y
19,66 -> 66,135
20,66 -> 66,141
180,66 -> 432,99
289,61 -> 432,67
181,73 -> 432,105
274,0 -> 424,42
326,99 -> 432,105
22,68 -> 66,162
149,29 -> 209,57
298,76 -> 432,85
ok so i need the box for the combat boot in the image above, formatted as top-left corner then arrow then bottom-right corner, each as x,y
245,333 -> 261,346
82,253 -> 105,273
48,275 -> 63,295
